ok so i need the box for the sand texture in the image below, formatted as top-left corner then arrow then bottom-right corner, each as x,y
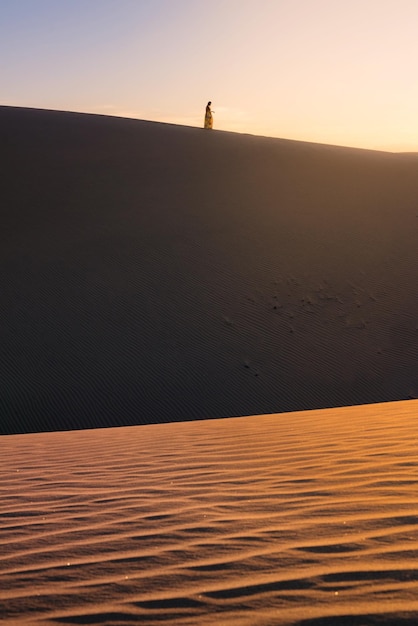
1,400 -> 418,624
1,106 -> 418,433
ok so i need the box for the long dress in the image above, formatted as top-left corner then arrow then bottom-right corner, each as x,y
204,105 -> 213,129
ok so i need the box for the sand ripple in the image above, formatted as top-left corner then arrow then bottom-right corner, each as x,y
1,400 -> 418,624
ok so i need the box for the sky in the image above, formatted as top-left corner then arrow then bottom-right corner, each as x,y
2,0 -> 418,151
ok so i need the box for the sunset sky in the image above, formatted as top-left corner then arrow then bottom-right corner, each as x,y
2,0 -> 418,151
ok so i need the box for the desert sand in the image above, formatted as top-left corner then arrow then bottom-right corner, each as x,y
2,107 -> 418,624
1,106 -> 418,433
2,400 -> 418,625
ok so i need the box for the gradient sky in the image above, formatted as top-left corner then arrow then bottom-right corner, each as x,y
2,0 -> 418,151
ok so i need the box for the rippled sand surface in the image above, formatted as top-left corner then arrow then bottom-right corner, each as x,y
2,400 -> 418,624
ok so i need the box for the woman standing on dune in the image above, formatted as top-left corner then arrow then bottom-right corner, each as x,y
204,101 -> 214,129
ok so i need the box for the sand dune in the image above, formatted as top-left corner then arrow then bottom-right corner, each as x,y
1,400 -> 418,624
2,107 -> 418,625
1,106 -> 418,433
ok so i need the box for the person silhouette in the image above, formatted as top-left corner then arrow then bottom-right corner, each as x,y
204,101 -> 214,129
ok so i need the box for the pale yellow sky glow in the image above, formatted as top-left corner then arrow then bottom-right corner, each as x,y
2,0 -> 418,150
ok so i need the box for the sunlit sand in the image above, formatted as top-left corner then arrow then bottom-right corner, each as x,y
2,401 -> 418,624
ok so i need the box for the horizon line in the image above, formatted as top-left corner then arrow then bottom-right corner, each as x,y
2,104 -> 417,156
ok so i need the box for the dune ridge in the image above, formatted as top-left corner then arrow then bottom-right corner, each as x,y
1,400 -> 418,624
1,106 -> 418,433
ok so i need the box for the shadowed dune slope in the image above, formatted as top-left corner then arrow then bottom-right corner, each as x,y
1,401 -> 418,625
1,106 -> 418,433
